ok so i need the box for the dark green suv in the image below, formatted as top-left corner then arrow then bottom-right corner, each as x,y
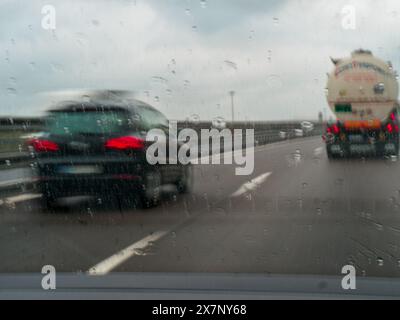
29,98 -> 193,209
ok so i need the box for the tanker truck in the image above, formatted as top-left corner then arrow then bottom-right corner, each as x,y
324,49 -> 399,158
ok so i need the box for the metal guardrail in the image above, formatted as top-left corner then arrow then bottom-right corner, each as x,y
0,122 -> 323,165
0,124 -> 323,197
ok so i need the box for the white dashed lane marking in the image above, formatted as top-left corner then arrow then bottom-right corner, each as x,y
87,230 -> 168,275
231,172 -> 272,197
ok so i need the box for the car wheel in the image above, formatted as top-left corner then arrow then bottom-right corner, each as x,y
141,169 -> 162,208
176,165 -> 193,194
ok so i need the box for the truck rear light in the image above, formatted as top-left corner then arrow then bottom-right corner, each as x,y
386,123 -> 393,133
390,113 -> 396,121
28,139 -> 59,152
332,124 -> 340,134
105,136 -> 145,150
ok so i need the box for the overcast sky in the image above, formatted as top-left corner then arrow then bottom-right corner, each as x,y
2,0 -> 400,120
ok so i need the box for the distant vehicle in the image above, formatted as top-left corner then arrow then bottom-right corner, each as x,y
28,93 -> 193,209
300,121 -> 314,133
279,131 -> 287,139
323,49 -> 399,158
294,129 -> 304,137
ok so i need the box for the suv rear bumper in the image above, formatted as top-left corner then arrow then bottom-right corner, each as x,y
34,156 -> 146,197
37,175 -> 143,198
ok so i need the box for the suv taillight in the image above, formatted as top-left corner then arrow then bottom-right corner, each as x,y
105,136 -> 145,150
28,139 -> 59,152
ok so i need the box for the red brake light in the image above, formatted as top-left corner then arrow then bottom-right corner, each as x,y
28,139 -> 59,152
390,113 -> 396,121
105,136 -> 145,150
332,124 -> 340,134
387,123 -> 393,133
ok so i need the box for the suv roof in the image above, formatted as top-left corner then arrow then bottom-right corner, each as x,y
48,98 -> 158,114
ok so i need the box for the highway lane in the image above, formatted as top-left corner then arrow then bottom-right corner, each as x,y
2,136 -> 400,278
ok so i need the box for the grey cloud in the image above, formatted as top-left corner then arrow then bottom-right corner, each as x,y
0,0 -> 400,121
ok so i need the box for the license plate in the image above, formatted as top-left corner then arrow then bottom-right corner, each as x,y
330,145 -> 341,152
348,135 -> 364,143
58,165 -> 103,174
349,145 -> 373,153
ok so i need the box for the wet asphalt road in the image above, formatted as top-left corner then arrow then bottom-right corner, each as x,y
1,136 -> 400,278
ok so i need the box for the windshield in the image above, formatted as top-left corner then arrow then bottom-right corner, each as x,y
46,110 -> 130,135
2,0 -> 400,300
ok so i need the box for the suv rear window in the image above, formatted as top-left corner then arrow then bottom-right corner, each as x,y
46,110 -> 130,135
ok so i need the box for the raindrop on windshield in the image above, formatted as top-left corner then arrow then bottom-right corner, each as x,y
151,76 -> 168,84
266,75 -> 283,90
189,114 -> 200,124
6,88 -> 17,96
212,117 -> 226,129
224,60 -> 238,70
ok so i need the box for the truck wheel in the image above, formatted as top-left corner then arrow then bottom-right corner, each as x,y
326,147 -> 335,160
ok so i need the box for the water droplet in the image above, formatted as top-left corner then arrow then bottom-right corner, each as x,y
200,0 -> 207,8
224,60 -> 238,70
50,63 -> 64,73
249,30 -> 255,39
189,114 -> 200,124
377,257 -> 384,266
266,74 -> 283,89
212,116 -> 226,129
273,17 -> 279,25
5,160 -> 11,166
91,19 -> 100,26
6,88 -> 16,96
151,76 -> 168,84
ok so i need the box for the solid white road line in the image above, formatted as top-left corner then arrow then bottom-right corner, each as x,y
231,172 -> 272,197
87,230 -> 168,275
0,178 -> 33,188
1,193 -> 42,206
